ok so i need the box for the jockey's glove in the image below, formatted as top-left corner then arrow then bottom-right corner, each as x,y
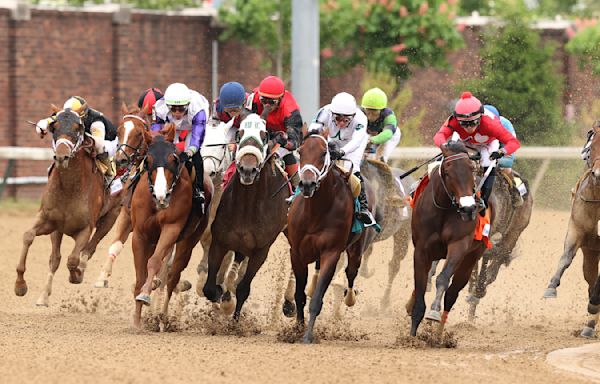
179,151 -> 190,164
331,149 -> 345,161
275,132 -> 288,147
489,149 -> 505,160
36,118 -> 52,137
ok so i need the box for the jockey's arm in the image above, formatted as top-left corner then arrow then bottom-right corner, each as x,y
370,113 -> 398,144
487,118 -> 520,156
283,110 -> 303,149
341,116 -> 368,155
188,109 -> 208,155
433,117 -> 454,147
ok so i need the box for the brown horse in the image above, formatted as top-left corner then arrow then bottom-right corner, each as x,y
544,122 -> 600,302
131,123 -> 212,328
407,141 -> 493,338
287,130 -> 379,343
94,104 -> 153,288
202,113 -> 290,319
15,107 -> 108,306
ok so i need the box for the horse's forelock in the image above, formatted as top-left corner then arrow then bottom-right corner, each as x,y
444,141 -> 468,155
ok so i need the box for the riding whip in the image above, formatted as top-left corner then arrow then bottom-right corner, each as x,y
398,153 -> 443,179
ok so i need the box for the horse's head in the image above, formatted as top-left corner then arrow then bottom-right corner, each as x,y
298,127 -> 331,198
588,121 -> 600,183
50,106 -> 85,168
143,123 -> 182,209
440,140 -> 477,221
235,114 -> 268,185
201,119 -> 232,178
116,103 -> 149,170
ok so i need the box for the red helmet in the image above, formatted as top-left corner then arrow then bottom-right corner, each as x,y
454,91 -> 483,122
258,76 -> 285,98
137,87 -> 163,115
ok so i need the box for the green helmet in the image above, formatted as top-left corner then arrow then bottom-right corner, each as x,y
361,88 -> 388,110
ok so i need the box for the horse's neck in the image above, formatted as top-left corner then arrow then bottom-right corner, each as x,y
50,151 -> 96,196
307,169 -> 342,208
429,170 -> 452,208
229,161 -> 282,208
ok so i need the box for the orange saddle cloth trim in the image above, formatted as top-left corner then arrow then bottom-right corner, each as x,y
474,209 -> 492,249
408,174 -> 430,209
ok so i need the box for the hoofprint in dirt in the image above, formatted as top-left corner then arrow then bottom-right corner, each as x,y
0,207 -> 596,383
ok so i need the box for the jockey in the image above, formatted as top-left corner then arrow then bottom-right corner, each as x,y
212,81 -> 252,150
35,96 -> 119,188
137,87 -> 163,122
152,82 -> 209,207
247,75 -> 303,188
361,87 -> 402,163
308,92 -> 376,226
434,92 -> 521,215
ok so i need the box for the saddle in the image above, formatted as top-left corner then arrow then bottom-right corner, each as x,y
334,161 -> 360,197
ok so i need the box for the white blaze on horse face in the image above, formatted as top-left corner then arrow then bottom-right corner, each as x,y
153,167 -> 168,201
123,120 -> 135,144
459,195 -> 476,208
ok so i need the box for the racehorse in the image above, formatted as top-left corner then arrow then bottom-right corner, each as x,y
202,114 -> 290,319
195,119 -> 237,296
407,140 -> 493,338
543,123 -> 600,336
286,129 -> 379,343
131,123 -> 212,328
359,159 -> 413,309
93,104 -> 151,288
15,107 -> 109,306
465,169 -> 533,319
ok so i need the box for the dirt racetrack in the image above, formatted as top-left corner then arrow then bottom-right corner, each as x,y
0,202 -> 598,384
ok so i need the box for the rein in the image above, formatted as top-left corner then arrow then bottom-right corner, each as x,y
298,134 -> 332,190
431,152 -> 473,211
146,153 -> 185,200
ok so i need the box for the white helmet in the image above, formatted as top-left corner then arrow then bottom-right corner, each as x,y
164,83 -> 191,106
330,92 -> 357,115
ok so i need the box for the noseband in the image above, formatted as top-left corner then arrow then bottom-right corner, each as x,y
145,152 -> 185,202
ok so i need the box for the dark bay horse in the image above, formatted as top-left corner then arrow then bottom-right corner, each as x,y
202,113 -> 290,319
93,104 -> 152,288
15,107 -> 108,306
287,131 -> 379,343
131,123 -> 212,328
407,141 -> 493,338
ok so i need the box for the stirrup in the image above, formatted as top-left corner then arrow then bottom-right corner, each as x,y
357,210 -> 376,227
285,195 -> 295,205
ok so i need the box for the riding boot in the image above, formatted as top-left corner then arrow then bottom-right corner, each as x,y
479,167 -> 496,217
356,173 -> 376,226
97,152 -> 120,193
191,151 -> 206,211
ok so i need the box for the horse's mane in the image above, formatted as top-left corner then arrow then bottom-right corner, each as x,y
444,140 -> 468,155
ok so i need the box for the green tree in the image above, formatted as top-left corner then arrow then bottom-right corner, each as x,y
218,0 -> 464,80
463,17 -> 569,145
567,23 -> 600,75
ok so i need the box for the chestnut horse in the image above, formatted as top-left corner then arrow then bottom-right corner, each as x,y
287,131 -> 379,343
407,141 -> 494,338
202,113 -> 290,319
94,104 -> 153,288
131,124 -> 212,328
15,108 -> 108,306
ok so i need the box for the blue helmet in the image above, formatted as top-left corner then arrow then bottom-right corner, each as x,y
484,104 -> 500,117
219,82 -> 246,110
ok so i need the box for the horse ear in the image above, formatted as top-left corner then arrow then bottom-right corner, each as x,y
140,103 -> 149,117
301,122 -> 308,138
50,104 -> 60,114
121,102 -> 129,115
160,123 -> 176,143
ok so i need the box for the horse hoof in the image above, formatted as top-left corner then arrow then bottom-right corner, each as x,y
580,326 -> 596,339
221,292 -> 236,316
302,332 -> 314,344
465,295 -> 480,305
35,299 -> 49,307
359,266 -> 375,279
69,273 -> 83,284
175,280 -> 192,293
425,310 -> 442,322
543,288 -> 557,298
94,280 -> 109,288
135,294 -> 151,306
14,282 -> 28,297
283,300 -> 296,317
344,289 -> 357,307
151,279 -> 162,290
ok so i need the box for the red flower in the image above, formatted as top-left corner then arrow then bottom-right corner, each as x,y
321,48 -> 334,58
418,2 -> 429,15
399,6 -> 408,17
395,56 -> 409,64
391,43 -> 407,52
439,2 -> 447,13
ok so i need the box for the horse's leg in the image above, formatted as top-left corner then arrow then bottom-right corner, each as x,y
82,202 -> 121,262
195,230 -> 211,297
66,226 -> 93,284
202,240 -> 228,303
467,251 -> 492,321
426,260 -> 439,292
427,240 -> 469,322
132,230 -> 149,329
163,237 -> 197,328
582,247 -> 600,297
358,243 -> 374,278
292,254 -> 308,327
306,258 -> 320,298
224,251 -> 244,293
15,213 -> 54,296
544,222 -> 581,298
36,231 -> 63,307
344,242 -> 363,307
233,248 -> 270,320
381,224 -> 410,310
441,252 -> 478,337
582,275 -> 600,338
410,246 -> 430,336
95,208 -> 132,288
282,268 -> 297,318
303,251 -> 340,344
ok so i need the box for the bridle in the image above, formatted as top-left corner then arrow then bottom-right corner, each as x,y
145,147 -> 185,205
116,115 -> 149,167
52,110 -> 85,158
432,152 -> 475,212
298,134 -> 332,194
